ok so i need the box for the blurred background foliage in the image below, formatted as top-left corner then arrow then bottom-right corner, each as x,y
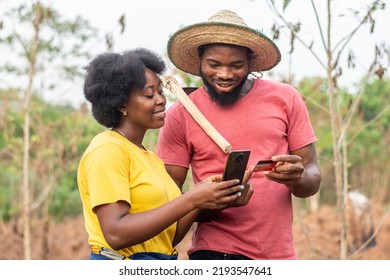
1,75 -> 389,222
0,0 -> 389,225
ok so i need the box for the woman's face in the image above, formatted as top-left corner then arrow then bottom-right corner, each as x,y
124,67 -> 167,130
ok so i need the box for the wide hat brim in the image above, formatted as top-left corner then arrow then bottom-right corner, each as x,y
167,22 -> 281,76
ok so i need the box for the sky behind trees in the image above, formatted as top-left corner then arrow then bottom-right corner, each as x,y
1,0 -> 389,107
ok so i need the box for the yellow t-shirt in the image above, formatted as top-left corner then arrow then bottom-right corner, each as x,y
77,130 -> 181,257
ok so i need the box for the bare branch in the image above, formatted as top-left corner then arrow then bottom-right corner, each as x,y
310,0 -> 327,52
332,1 -> 381,67
31,176 -> 55,211
337,75 -> 369,150
347,103 -> 390,145
304,95 -> 330,115
265,0 -> 327,70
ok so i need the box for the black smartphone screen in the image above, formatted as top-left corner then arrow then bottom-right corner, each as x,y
222,149 -> 251,183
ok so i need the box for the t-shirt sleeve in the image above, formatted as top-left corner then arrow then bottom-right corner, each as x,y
84,143 -> 131,210
287,87 -> 317,151
157,105 -> 191,168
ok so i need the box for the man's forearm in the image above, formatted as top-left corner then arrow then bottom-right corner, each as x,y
291,163 -> 321,198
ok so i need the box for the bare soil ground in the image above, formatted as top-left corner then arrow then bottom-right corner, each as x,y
1,203 -> 389,260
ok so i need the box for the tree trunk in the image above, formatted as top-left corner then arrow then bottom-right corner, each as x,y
21,49 -> 34,261
21,2 -> 42,260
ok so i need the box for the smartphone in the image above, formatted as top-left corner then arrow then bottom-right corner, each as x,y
254,160 -> 277,172
222,149 -> 251,183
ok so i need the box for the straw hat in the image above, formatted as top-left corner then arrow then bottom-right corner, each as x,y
167,10 -> 281,76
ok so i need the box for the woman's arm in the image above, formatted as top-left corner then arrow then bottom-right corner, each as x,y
95,178 -> 242,250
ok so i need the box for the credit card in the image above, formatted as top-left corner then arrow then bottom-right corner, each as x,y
254,160 -> 276,172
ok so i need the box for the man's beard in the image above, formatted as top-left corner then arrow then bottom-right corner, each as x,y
201,72 -> 248,107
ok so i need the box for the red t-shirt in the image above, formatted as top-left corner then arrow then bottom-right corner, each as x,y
157,79 -> 317,259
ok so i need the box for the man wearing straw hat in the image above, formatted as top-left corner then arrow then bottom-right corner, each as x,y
157,10 -> 321,260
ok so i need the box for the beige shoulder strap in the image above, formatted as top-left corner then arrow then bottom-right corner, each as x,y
161,75 -> 232,153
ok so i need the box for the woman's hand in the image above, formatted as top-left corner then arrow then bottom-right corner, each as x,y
227,166 -> 255,207
188,175 -> 242,210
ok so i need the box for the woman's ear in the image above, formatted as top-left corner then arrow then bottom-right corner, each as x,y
118,106 -> 128,116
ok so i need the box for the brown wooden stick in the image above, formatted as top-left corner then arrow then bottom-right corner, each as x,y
161,75 -> 232,153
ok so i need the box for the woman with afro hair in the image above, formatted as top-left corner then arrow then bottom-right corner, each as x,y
77,48 -> 244,260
